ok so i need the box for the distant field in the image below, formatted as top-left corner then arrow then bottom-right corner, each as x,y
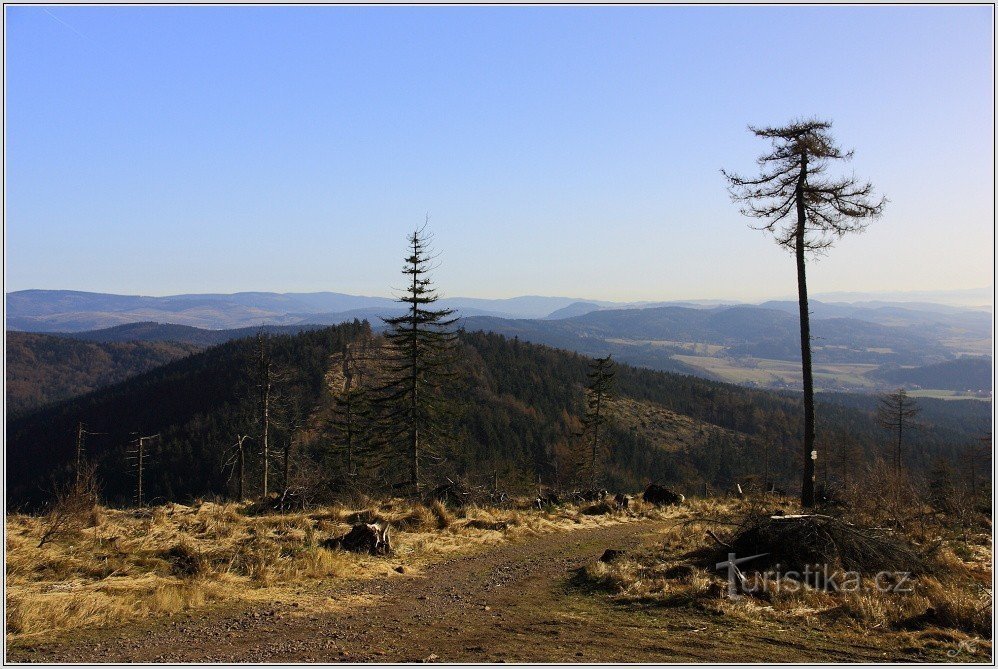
938,335 -> 992,357
606,338 -> 726,355
672,354 -> 991,400
906,389 -> 992,401
672,354 -> 879,390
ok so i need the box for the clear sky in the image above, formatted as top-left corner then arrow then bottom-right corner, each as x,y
5,5 -> 994,301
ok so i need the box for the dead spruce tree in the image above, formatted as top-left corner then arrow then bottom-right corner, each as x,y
254,332 -> 290,498
256,332 -> 274,497
723,119 -> 886,507
372,223 -> 458,493
581,354 -> 615,490
224,434 -> 253,501
876,388 -> 921,475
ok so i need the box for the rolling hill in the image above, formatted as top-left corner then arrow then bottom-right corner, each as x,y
5,332 -> 200,416
867,356 -> 993,392
459,303 -> 967,392
6,290 -> 596,331
7,325 -> 988,509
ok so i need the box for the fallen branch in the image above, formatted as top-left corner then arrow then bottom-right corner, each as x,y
706,529 -> 732,549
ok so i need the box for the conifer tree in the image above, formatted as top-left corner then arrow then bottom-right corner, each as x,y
581,354 -> 615,489
876,388 -> 921,474
328,341 -> 374,481
723,119 -> 886,507
373,223 -> 458,492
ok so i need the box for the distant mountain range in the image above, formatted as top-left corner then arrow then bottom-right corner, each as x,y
6,289 -> 992,398
7,288 -> 991,332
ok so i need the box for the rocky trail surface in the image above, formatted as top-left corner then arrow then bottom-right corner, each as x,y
7,519 -> 969,663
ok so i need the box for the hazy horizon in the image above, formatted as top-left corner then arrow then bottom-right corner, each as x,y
6,285 -> 993,310
6,6 -> 994,302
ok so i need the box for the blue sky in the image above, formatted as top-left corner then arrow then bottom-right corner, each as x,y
5,6 -> 993,301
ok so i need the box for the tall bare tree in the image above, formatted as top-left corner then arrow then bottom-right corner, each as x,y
256,332 -> 273,497
723,119 -> 886,507
876,388 -> 921,474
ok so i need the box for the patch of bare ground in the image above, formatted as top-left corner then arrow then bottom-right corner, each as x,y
5,496 -> 665,657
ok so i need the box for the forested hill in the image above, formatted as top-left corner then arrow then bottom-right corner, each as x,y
7,326 -> 989,509
867,357 -> 992,392
6,332 -> 201,416
7,323 -> 371,508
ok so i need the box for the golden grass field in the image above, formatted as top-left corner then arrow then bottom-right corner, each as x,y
578,496 -> 994,650
6,491 -> 992,661
5,495 -> 672,643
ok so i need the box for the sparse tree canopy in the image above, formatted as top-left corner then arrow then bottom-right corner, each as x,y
876,388 -> 921,473
722,118 -> 886,508
722,119 -> 887,252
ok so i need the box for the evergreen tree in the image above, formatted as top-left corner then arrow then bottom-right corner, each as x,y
327,339 -> 375,482
373,223 -> 459,491
581,354 -> 615,489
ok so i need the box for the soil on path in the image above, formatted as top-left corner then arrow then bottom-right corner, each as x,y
7,518 -> 973,663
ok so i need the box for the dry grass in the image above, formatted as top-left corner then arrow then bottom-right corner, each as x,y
574,496 -> 993,648
6,495 -> 674,642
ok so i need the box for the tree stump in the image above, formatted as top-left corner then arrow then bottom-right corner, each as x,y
322,522 -> 393,555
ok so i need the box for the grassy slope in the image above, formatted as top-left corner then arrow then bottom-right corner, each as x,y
5,497 -> 670,643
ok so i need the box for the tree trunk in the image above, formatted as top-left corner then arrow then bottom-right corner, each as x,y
136,438 -> 145,508
795,153 -> 816,508
283,437 -> 291,492
75,422 -> 84,485
262,369 -> 270,497
238,443 -> 245,501
591,389 -> 602,489
346,398 -> 354,477
409,258 -> 420,492
896,408 -> 903,474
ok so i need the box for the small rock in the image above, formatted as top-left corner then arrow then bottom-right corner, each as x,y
599,548 -> 626,563
423,654 -> 440,662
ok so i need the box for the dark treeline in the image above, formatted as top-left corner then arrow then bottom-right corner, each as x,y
7,322 -> 371,508
6,332 -> 201,417
7,324 -> 990,509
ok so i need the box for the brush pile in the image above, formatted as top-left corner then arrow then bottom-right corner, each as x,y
721,513 -> 931,575
643,484 -> 684,506
322,522 -> 393,555
427,479 -> 476,508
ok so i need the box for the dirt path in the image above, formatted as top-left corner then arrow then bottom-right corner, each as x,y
7,519 -> 974,663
